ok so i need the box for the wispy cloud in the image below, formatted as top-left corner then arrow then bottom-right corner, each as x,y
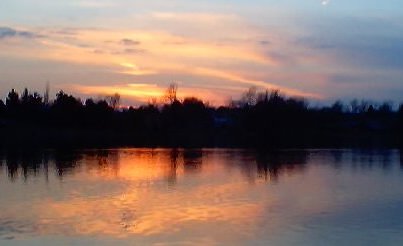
0,27 -> 44,39
120,38 -> 141,46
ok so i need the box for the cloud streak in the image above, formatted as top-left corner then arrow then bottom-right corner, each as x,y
120,38 -> 141,46
0,27 -> 43,39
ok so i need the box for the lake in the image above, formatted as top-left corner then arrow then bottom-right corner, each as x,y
1,149 -> 403,245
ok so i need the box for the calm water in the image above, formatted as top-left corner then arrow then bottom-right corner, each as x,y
1,149 -> 403,246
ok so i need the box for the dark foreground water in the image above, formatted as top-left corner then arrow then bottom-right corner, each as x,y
1,149 -> 403,246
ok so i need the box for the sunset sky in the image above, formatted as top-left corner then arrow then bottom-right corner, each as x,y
0,0 -> 402,106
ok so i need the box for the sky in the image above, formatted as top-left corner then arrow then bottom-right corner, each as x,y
0,0 -> 402,106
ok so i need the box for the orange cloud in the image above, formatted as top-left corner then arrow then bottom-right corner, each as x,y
0,13 -> 326,104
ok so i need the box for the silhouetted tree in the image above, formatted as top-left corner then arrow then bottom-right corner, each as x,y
241,87 -> 257,107
350,99 -> 359,114
183,97 -> 205,109
20,88 -> 43,110
350,100 -> 372,114
0,99 -> 5,116
85,98 -> 96,108
105,93 -> 120,109
53,90 -> 82,110
21,88 -> 29,104
182,97 -> 211,129
164,83 -> 178,104
379,101 -> 392,114
330,100 -> 344,113
44,82 -> 50,105
6,89 -> 20,109
257,90 -> 269,104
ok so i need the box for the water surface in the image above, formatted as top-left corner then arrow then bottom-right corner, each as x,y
1,149 -> 403,245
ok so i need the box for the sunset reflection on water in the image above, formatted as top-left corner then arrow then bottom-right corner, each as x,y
1,149 -> 403,245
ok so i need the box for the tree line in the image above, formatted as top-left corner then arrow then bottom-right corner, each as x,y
0,85 -> 402,148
